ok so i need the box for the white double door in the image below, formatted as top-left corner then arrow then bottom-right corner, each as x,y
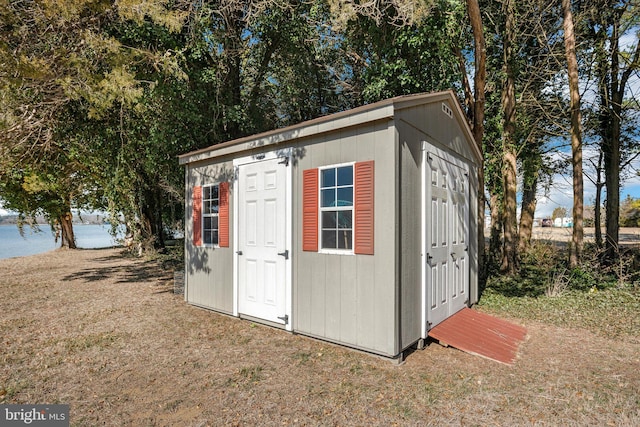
237,157 -> 289,326
425,148 -> 470,329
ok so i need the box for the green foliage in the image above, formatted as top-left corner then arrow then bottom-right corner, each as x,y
620,196 -> 640,227
0,1 -> 204,250
552,207 -> 568,220
2,0 -> 632,263
344,0 -> 466,104
480,242 -> 640,337
479,287 -> 639,337
484,241 -> 630,297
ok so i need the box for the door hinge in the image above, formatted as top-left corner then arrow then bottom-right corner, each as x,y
278,314 -> 289,325
278,250 -> 289,260
278,157 -> 289,166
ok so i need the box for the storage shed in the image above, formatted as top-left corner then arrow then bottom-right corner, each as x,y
179,90 -> 482,360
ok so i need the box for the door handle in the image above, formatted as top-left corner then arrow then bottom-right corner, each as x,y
236,250 -> 243,256
278,250 -> 289,260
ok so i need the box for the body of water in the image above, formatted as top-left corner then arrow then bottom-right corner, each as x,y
0,224 -> 121,260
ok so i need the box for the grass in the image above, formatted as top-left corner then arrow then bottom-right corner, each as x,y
1,247 -> 638,425
480,288 -> 639,337
479,241 -> 640,338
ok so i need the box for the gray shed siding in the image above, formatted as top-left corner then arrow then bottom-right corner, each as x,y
398,128 -> 424,350
398,99 -> 478,165
293,120 -> 400,357
185,161 -> 235,313
394,99 -> 482,350
396,99 -> 480,309
180,91 -> 481,360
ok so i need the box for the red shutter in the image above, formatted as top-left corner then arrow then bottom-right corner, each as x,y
302,168 -> 319,251
193,186 -> 202,246
354,161 -> 374,255
219,182 -> 230,247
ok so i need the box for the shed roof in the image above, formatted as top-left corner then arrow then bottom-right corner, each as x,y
179,90 -> 480,165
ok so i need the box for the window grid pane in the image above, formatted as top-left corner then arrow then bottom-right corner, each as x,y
319,166 -> 354,251
202,184 -> 219,245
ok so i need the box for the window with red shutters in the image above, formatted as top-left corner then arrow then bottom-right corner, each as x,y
302,161 -> 374,255
194,182 -> 229,247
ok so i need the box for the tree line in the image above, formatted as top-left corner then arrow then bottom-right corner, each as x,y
1,0 -> 638,275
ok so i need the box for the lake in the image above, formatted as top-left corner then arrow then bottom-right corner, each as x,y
0,224 -> 121,260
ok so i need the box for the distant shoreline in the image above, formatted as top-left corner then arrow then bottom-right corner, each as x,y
0,214 -> 107,226
0,223 -> 121,260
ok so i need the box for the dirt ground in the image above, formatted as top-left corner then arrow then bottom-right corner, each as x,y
530,226 -> 640,246
1,248 -> 638,426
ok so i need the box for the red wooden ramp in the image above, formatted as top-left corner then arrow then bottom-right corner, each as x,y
427,307 -> 527,365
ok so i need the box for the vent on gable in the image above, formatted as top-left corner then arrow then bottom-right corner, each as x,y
442,103 -> 453,118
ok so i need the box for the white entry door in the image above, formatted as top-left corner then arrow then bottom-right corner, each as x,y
425,149 -> 469,328
237,157 -> 289,325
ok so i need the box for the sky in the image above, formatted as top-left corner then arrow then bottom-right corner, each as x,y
535,150 -> 640,218
535,33 -> 640,219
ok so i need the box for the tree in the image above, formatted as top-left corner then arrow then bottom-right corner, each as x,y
562,0 -> 584,267
0,166 -> 78,248
465,0 -> 487,282
514,0 -> 565,253
585,0 -> 640,262
552,206 -> 568,220
0,1 -> 191,252
500,0 -> 518,274
620,195 -> 640,227
1,0 -> 365,253
341,0 -> 464,105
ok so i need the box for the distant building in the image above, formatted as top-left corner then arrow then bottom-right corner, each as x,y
554,217 -> 573,227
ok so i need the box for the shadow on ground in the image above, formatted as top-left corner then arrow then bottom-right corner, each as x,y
62,250 -> 172,285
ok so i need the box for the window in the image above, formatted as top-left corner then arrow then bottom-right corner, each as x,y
202,184 -> 219,245
320,165 -> 354,250
302,161 -> 374,255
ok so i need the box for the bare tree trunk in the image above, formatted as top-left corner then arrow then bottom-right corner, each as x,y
139,185 -> 165,252
594,150 -> 604,248
466,0 -> 487,285
596,7 -> 640,262
500,0 -> 518,274
562,0 -> 584,268
604,100 -> 621,261
518,173 -> 537,253
58,212 -> 77,249
489,193 -> 502,267
222,6 -> 245,140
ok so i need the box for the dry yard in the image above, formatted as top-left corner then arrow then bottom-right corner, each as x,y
530,226 -> 640,246
1,248 -> 638,426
